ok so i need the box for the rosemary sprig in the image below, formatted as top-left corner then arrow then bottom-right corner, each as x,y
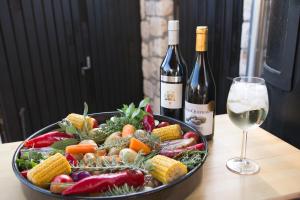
103,184 -> 142,196
175,150 -> 206,170
72,152 -> 155,173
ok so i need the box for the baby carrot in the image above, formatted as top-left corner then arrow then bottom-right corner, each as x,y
129,138 -> 151,155
121,124 -> 136,137
65,144 -> 96,154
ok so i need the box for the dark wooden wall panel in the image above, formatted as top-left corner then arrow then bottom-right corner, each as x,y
0,0 -> 142,142
176,0 -> 243,114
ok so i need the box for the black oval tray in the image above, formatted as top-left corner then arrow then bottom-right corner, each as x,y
12,112 -> 208,200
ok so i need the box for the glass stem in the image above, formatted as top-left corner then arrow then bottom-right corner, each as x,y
240,130 -> 248,160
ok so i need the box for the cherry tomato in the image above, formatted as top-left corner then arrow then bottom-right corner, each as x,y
183,131 -> 199,143
51,175 -> 73,184
21,170 -> 28,179
91,118 -> 98,128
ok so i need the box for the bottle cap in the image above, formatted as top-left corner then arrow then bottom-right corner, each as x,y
168,20 -> 179,31
196,26 -> 208,34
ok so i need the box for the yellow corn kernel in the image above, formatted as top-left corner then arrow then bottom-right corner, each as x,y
152,124 -> 182,141
149,155 -> 187,184
66,113 -> 95,130
27,153 -> 71,188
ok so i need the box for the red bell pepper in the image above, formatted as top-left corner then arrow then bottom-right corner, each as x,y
159,143 -> 205,158
24,131 -> 74,148
65,153 -> 78,166
62,170 -> 144,195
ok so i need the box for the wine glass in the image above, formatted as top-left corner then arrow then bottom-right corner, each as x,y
226,76 -> 269,175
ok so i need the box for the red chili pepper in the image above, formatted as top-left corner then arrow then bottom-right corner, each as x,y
21,170 -> 28,179
145,103 -> 153,115
62,170 -> 144,195
65,153 -> 78,166
143,115 -> 155,132
159,143 -> 205,158
24,131 -> 74,148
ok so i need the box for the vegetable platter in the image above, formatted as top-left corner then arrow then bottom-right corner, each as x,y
12,98 -> 208,199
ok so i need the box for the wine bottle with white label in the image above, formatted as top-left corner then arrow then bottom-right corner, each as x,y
185,26 -> 216,140
160,20 -> 187,120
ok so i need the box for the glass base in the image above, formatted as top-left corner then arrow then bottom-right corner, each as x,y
226,157 -> 260,175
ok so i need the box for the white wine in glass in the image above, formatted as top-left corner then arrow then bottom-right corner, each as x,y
226,77 -> 269,175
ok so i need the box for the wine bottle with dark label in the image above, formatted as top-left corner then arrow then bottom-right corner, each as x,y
160,20 -> 187,120
185,26 -> 216,140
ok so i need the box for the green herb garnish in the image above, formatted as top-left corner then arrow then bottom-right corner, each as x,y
16,151 -> 44,171
103,184 -> 142,196
175,150 -> 206,170
51,138 -> 79,150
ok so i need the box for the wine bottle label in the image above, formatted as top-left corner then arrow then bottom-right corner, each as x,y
161,82 -> 183,109
184,101 -> 214,136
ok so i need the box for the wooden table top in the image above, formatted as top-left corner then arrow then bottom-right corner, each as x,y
1,114 -> 300,200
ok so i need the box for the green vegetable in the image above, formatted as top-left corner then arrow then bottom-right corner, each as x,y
175,150 -> 206,170
16,151 -> 44,171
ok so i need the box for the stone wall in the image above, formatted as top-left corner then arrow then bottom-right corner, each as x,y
140,0 -> 174,113
239,0 -> 253,76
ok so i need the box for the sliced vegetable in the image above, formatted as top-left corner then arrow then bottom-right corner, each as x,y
183,131 -> 199,143
152,124 -> 182,141
129,138 -> 151,155
156,121 -> 170,128
66,113 -> 98,130
121,124 -> 136,137
119,148 -> 138,163
65,144 -> 97,154
50,182 -> 74,194
27,153 -> 71,188
24,131 -> 74,148
159,143 -> 205,157
70,171 -> 91,182
62,170 -> 144,195
160,138 -> 196,150
148,155 -> 187,184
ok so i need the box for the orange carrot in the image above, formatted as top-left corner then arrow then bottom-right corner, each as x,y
65,144 -> 96,154
129,138 -> 151,155
122,124 -> 136,137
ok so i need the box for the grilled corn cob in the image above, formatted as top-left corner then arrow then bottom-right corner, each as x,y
27,153 -> 71,188
152,124 -> 182,141
66,113 -> 95,130
149,155 -> 187,184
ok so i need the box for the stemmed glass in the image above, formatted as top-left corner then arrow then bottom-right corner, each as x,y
226,77 -> 269,175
